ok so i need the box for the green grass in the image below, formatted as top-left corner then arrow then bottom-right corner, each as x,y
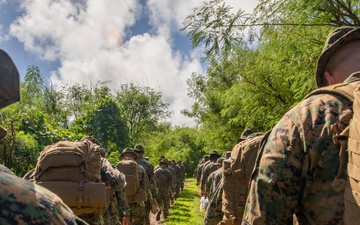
165,178 -> 205,225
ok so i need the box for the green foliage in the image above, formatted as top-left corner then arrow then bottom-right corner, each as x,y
12,132 -> 40,176
82,97 -> 130,154
143,125 -> 206,176
107,150 -> 121,166
115,83 -> 172,143
181,0 -> 360,155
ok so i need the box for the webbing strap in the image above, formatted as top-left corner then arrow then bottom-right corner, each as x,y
347,163 -> 360,182
348,138 -> 360,154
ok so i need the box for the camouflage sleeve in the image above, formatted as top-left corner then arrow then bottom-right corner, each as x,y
200,165 -> 209,191
149,168 -> 158,199
0,172 -> 86,225
196,165 -> 202,183
116,188 -> 130,217
214,170 -> 222,188
101,158 -> 126,190
242,114 -> 304,225
139,165 -> 150,194
205,172 -> 214,193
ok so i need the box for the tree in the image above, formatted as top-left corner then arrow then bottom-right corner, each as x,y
181,0 -> 360,150
115,83 -> 172,142
81,97 -> 130,153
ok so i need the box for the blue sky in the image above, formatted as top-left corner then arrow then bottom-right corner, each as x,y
0,0 -> 256,126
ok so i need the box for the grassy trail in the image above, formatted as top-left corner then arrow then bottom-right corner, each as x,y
165,178 -> 204,225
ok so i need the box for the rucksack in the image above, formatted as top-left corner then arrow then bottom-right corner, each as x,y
32,140 -> 110,216
303,82 -> 360,225
116,158 -> 143,202
221,132 -> 270,225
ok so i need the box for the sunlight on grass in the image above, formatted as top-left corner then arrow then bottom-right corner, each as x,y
165,178 -> 205,225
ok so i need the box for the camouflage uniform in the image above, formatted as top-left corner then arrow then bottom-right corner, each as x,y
0,170 -> 87,224
193,159 -> 203,178
134,145 -> 158,225
242,75 -> 360,224
0,164 -> 15,175
206,162 -> 223,198
167,161 -> 177,203
171,160 -> 182,198
196,156 -> 210,185
154,161 -> 172,218
204,177 -> 223,225
101,158 -> 127,225
128,163 -> 149,225
177,161 -> 185,190
200,151 -> 221,193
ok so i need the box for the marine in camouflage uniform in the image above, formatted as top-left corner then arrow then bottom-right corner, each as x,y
167,160 -> 177,205
100,157 -> 129,225
204,179 -> 223,225
200,151 -> 221,195
196,155 -> 210,185
78,137 -> 128,225
243,27 -> 360,225
134,144 -> 158,225
171,159 -> 182,199
204,157 -> 224,225
205,157 -> 224,198
154,160 -> 172,219
0,49 -> 86,225
154,155 -> 166,170
119,148 -> 150,225
177,160 -> 185,191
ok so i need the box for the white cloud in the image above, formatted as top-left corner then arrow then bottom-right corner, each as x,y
8,0 -> 256,127
0,24 -> 10,43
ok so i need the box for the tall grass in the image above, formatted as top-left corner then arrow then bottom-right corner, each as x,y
165,178 -> 204,225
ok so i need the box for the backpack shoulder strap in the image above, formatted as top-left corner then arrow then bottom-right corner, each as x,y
304,83 -> 355,103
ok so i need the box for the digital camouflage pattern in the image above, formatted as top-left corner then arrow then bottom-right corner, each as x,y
103,188 -> 130,225
136,155 -> 157,225
129,201 -> 146,225
101,158 -> 127,225
201,162 -> 217,192
0,163 -> 15,175
177,161 -> 185,190
204,181 -> 223,225
127,164 -> 149,225
0,170 -> 87,225
196,157 -> 210,184
206,167 -> 222,198
154,166 -> 172,218
242,74 -> 360,225
171,162 -> 182,198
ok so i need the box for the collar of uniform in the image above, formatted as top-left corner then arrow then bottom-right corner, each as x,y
344,71 -> 360,84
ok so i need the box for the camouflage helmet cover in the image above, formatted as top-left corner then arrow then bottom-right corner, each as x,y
121,147 -> 137,160
315,26 -> 360,87
0,49 -> 21,139
0,49 -> 20,110
134,144 -> 144,152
